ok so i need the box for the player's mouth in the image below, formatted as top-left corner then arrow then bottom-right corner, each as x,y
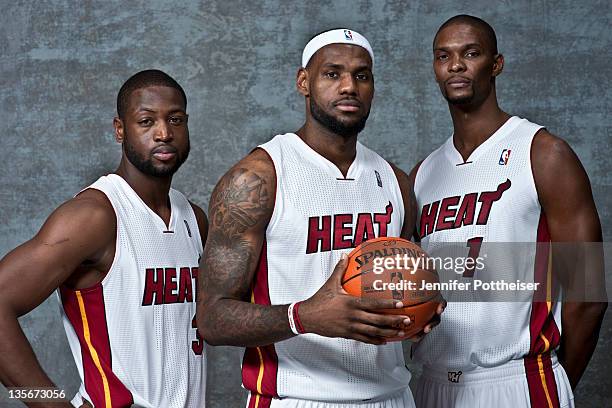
152,146 -> 177,161
334,99 -> 362,112
446,76 -> 471,89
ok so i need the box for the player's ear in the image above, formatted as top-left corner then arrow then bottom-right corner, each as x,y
492,53 -> 504,77
296,67 -> 309,97
113,117 -> 125,143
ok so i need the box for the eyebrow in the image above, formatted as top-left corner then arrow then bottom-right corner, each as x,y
135,107 -> 186,114
320,63 -> 372,71
321,63 -> 344,69
434,43 -> 483,51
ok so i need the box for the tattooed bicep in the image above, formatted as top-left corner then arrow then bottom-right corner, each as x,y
201,156 -> 275,299
209,160 -> 275,240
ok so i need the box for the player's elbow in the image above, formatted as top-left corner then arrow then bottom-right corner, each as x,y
584,301 -> 607,318
565,301 -> 607,322
200,320 -> 221,346
197,303 -> 225,346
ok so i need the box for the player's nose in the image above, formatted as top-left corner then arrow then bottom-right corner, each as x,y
448,54 -> 466,73
154,121 -> 173,142
339,72 -> 358,95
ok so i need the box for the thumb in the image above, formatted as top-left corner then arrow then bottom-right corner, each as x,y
332,253 -> 350,286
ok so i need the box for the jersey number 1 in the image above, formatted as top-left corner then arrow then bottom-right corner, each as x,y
463,237 -> 483,278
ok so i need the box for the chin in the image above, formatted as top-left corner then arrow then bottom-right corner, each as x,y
445,93 -> 474,105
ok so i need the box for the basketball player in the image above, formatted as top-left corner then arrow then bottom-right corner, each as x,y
0,70 -> 207,407
409,15 -> 607,407
198,29 -> 444,407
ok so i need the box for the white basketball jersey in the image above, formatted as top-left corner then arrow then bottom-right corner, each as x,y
243,133 -> 410,403
412,116 -> 562,370
57,174 -> 205,408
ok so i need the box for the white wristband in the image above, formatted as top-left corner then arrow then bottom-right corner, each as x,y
287,302 -> 300,335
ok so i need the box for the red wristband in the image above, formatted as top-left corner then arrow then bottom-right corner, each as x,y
293,301 -> 306,334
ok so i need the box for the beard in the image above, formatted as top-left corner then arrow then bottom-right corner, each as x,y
310,97 -> 369,137
445,93 -> 475,105
442,83 -> 475,105
124,139 -> 190,178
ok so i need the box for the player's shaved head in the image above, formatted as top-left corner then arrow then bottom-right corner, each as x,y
117,70 -> 187,119
434,15 -> 498,55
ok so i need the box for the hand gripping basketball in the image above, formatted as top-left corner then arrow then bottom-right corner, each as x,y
341,237 -> 446,341
297,253 -> 413,345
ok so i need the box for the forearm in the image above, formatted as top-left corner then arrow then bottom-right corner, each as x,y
558,301 -> 607,389
0,312 -> 71,407
201,299 -> 294,347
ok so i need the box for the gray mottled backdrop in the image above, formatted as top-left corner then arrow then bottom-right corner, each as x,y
1,0 -> 610,407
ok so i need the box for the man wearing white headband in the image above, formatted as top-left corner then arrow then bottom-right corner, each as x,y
198,28 -> 443,408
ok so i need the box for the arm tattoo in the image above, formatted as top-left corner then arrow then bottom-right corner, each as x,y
210,168 -> 270,241
198,165 -> 294,346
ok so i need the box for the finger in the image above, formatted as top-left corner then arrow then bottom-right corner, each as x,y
355,297 -> 404,311
355,310 -> 411,329
348,334 -> 388,345
437,300 -> 447,314
423,315 -> 441,333
350,322 -> 405,339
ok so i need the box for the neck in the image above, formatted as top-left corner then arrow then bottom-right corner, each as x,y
115,158 -> 173,218
448,88 -> 511,161
295,116 -> 358,177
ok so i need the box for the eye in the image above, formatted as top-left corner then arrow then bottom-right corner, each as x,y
355,72 -> 370,81
169,116 -> 185,125
324,71 -> 339,79
138,118 -> 153,127
436,53 -> 449,61
466,50 -> 480,58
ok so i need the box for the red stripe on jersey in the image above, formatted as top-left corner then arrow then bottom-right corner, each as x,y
248,391 -> 273,408
60,285 -> 133,408
524,354 -> 560,408
242,241 -> 279,398
529,213 -> 561,355
525,213 -> 560,407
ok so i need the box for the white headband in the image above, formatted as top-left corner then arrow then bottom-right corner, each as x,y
301,29 -> 374,68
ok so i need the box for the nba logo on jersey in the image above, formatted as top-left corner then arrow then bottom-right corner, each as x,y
344,30 -> 353,40
498,149 -> 511,165
375,170 -> 383,187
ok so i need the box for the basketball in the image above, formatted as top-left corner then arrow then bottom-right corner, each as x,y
342,237 -> 442,340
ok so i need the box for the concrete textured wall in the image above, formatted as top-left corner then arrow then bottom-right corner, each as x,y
1,0 -> 610,406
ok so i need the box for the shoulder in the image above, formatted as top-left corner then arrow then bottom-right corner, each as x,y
530,129 -> 594,207
389,162 -> 410,188
531,129 -> 585,183
34,188 -> 116,259
215,148 -> 276,192
407,160 -> 424,187
531,129 -> 578,164
55,188 -> 116,229
388,162 -> 417,212
208,148 -> 276,232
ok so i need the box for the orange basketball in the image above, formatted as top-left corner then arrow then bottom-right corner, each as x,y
342,237 -> 442,340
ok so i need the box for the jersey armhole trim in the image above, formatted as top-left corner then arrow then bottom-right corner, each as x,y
528,127 -> 547,211
384,161 -> 406,231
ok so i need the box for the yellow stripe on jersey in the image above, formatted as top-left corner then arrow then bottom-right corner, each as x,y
76,291 -> 112,408
537,353 -> 554,408
256,346 -> 265,394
